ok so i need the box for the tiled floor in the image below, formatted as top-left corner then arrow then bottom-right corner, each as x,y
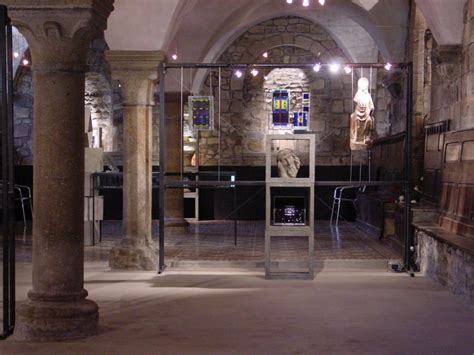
3,220 -> 401,263
103,220 -> 400,262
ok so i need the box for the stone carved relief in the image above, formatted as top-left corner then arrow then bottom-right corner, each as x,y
277,148 -> 301,178
350,77 -> 374,151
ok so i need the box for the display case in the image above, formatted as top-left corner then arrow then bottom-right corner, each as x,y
265,133 -> 315,280
273,195 -> 307,226
265,134 -> 315,183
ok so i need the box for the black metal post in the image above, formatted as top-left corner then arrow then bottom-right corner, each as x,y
0,5 -> 15,339
92,175 -> 95,246
158,63 -> 166,273
368,149 -> 372,182
164,63 -> 406,70
233,186 -> 237,246
404,63 -> 415,276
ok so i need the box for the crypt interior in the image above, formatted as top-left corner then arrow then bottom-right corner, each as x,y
0,0 -> 473,352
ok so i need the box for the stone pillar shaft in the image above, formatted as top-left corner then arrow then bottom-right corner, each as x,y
106,50 -> 164,270
122,105 -> 153,247
461,0 -> 474,129
32,70 -> 86,298
409,4 -> 429,184
5,0 -> 114,341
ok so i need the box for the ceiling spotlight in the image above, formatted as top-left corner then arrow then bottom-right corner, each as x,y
22,58 -> 29,66
343,65 -> 352,74
303,0 -> 310,6
234,70 -> 243,78
385,62 -> 392,71
171,54 -> 178,61
319,0 -> 325,4
329,63 -> 340,73
251,69 -> 259,77
13,51 -> 19,58
313,63 -> 321,72
286,0 -> 293,3
262,52 -> 268,58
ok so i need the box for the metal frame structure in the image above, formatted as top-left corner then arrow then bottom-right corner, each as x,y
158,62 -> 415,276
265,133 -> 316,279
0,5 -> 15,339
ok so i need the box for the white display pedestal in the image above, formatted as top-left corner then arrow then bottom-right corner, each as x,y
265,134 -> 316,280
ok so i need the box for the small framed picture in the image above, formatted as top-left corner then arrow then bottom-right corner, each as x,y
189,96 -> 214,131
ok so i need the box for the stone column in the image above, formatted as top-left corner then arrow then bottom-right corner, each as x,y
106,51 -> 164,270
409,4 -> 430,184
165,93 -> 188,232
462,0 -> 474,129
5,0 -> 114,341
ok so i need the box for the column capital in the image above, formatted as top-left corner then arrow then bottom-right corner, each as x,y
4,0 -> 114,71
106,50 -> 166,106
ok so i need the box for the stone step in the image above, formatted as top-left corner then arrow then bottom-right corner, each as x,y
167,259 -> 395,272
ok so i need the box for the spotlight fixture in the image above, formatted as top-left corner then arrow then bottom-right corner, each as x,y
385,62 -> 392,71
285,0 -> 325,5
171,54 -> 178,61
313,63 -> 322,72
234,70 -> 243,78
13,51 -> 19,58
22,58 -> 29,66
262,52 -> 268,58
251,69 -> 259,77
343,65 -> 352,74
329,63 -> 340,73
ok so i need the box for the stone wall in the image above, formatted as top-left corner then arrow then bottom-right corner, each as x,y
416,230 -> 473,304
196,16 -> 388,167
85,38 -> 115,152
429,47 -> 462,129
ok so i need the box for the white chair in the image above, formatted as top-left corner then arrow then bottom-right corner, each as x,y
330,185 -> 364,226
13,184 -> 33,225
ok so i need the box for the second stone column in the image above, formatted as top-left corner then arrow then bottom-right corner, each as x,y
106,51 -> 164,270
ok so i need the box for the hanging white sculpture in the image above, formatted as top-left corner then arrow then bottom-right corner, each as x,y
350,77 -> 374,151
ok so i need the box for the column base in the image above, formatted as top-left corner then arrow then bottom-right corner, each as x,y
109,245 -> 158,270
14,299 -> 98,342
165,217 -> 189,234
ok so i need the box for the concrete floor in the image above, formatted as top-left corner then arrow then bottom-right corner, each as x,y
1,261 -> 473,354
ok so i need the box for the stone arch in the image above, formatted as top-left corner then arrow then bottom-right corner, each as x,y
193,16 -> 351,94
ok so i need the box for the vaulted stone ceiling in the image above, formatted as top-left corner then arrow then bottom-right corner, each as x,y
105,0 -> 410,62
415,0 -> 465,45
